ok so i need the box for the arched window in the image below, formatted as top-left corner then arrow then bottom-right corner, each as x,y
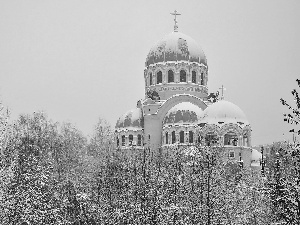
121,135 -> 125,146
116,137 -> 119,146
229,150 -> 235,158
180,70 -> 186,82
165,132 -> 168,144
200,72 -> 204,85
192,71 -> 196,83
156,71 -> 162,84
205,132 -> 218,146
137,134 -> 141,146
168,70 -> 174,83
189,131 -> 194,143
180,131 -> 184,143
129,134 -> 133,146
172,131 -> 176,144
224,132 -> 238,146
198,135 -> 201,144
149,73 -> 153,85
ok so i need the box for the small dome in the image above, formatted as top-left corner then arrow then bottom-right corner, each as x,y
146,32 -> 207,66
116,108 -> 144,129
201,100 -> 249,125
163,102 -> 204,125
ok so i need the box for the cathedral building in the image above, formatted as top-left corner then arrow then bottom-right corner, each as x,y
115,12 -> 259,168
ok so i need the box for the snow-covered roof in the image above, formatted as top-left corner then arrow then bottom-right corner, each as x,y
163,102 -> 204,125
146,31 -> 207,66
201,100 -> 249,126
115,108 -> 144,129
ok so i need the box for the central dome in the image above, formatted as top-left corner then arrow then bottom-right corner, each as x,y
146,32 -> 207,66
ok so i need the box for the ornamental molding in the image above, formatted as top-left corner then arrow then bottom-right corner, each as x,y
162,125 -> 198,134
144,61 -> 207,70
201,124 -> 221,136
157,94 -> 207,121
243,125 -> 252,137
219,123 -> 243,136
145,62 -> 208,82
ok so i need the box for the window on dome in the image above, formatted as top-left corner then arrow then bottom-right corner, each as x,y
198,135 -> 201,144
149,73 -> 153,85
172,131 -> 176,144
116,137 -> 119,147
189,131 -> 194,143
243,133 -> 249,146
137,134 -> 141,146
192,71 -> 196,83
129,134 -> 133,146
205,132 -> 218,146
165,132 -> 168,144
157,71 -> 162,84
121,135 -> 125,146
168,70 -> 174,83
200,72 -> 204,85
180,131 -> 184,143
180,70 -> 186,82
224,132 -> 238,146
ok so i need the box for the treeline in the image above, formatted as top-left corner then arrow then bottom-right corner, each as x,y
0,110 -> 299,224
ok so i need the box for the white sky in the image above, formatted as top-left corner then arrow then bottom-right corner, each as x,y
0,0 -> 299,146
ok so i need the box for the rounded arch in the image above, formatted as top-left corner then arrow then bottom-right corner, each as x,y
157,94 -> 207,122
201,124 -> 221,136
156,70 -> 162,84
219,123 -> 243,137
192,70 -> 197,83
149,72 -> 153,86
168,69 -> 174,83
180,69 -> 187,82
200,72 -> 204,85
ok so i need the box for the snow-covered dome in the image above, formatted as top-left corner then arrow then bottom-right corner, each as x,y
163,102 -> 204,125
115,108 -> 144,129
146,32 -> 207,67
201,100 -> 249,125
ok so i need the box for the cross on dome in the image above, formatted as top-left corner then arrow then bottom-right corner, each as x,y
170,10 -> 181,32
219,85 -> 226,100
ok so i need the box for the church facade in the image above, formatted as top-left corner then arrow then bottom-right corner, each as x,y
115,18 -> 257,168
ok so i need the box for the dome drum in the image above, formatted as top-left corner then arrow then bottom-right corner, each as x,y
144,32 -> 208,101
144,63 -> 208,101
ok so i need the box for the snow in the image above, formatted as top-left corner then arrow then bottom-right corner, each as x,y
115,108 -> 143,129
163,102 -> 204,125
201,100 -> 249,126
146,31 -> 207,66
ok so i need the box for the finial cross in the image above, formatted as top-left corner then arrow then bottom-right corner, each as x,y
170,10 -> 181,32
219,85 -> 226,100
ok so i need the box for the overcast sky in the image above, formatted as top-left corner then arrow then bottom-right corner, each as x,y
0,0 -> 299,146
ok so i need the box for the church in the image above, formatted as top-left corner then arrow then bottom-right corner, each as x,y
115,12 -> 260,168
